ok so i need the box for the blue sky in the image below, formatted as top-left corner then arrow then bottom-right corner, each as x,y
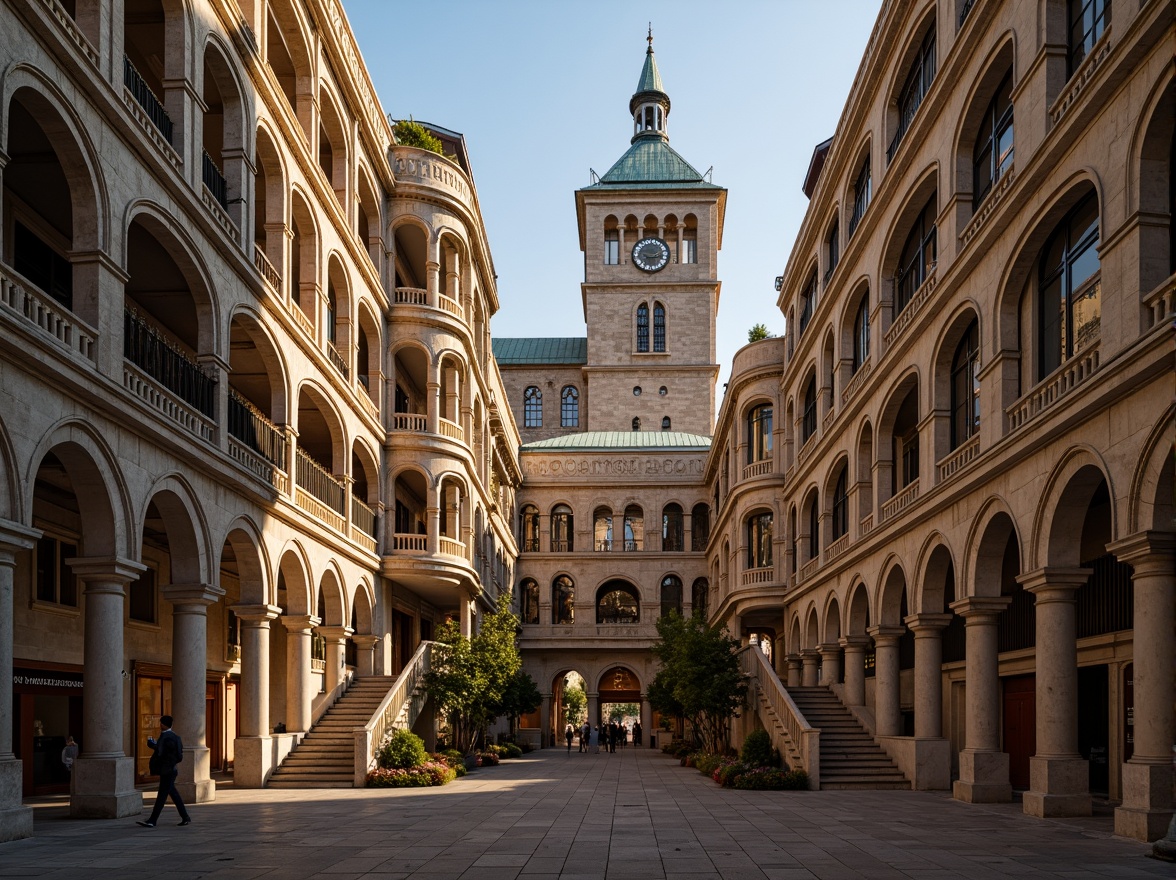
344,0 -> 881,389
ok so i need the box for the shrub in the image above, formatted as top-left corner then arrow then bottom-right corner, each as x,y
713,758 -> 746,787
392,118 -> 443,154
478,751 -> 500,766
692,752 -> 722,776
732,767 -> 810,791
377,729 -> 427,769
500,742 -> 523,759
366,760 -> 456,788
740,729 -> 773,768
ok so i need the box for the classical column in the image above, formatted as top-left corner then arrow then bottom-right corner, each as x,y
540,693 -> 552,748
800,649 -> 820,687
586,692 -> 599,731
785,654 -> 802,689
316,625 -> 351,697
1020,567 -> 1091,818
818,643 -> 841,686
282,615 -> 317,732
459,598 -> 473,637
1110,532 -> 1176,841
905,613 -> 951,739
425,259 -> 440,305
868,625 -> 904,737
164,583 -> 224,804
840,635 -> 869,707
640,696 -> 652,747
232,604 -> 280,788
68,557 -> 146,818
352,635 -> 379,677
950,596 -> 1011,803
0,523 -> 37,840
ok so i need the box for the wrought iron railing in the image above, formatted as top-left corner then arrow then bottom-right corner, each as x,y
351,495 -> 376,537
295,447 -> 345,515
123,55 -> 173,144
202,150 -> 229,210
123,308 -> 215,416
227,390 -> 286,470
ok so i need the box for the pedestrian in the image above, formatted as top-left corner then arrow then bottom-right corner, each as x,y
137,715 -> 191,828
565,723 -> 574,753
61,736 -> 78,774
580,720 -> 590,752
633,721 -> 642,747
608,722 -> 617,753
590,724 -> 600,754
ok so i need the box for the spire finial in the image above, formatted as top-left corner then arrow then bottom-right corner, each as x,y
647,24 -> 653,51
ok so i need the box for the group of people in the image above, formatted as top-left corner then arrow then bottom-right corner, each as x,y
565,720 -> 642,754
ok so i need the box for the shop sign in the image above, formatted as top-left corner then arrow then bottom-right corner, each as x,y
13,667 -> 83,688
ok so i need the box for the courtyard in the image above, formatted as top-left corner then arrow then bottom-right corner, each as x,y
0,746 -> 1166,879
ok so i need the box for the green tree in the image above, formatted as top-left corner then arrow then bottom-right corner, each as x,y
496,669 -> 542,737
562,682 -> 587,726
649,612 -> 746,753
392,117 -> 443,155
747,323 -> 775,342
607,702 -> 639,722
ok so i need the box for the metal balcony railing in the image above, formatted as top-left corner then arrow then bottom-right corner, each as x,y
295,448 -> 345,515
202,150 -> 229,210
227,390 -> 286,470
124,308 -> 215,416
123,55 -> 173,144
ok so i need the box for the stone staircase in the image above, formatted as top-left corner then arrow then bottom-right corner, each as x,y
267,676 -> 395,789
787,686 -> 910,790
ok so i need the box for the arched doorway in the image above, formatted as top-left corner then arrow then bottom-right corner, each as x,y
597,666 -> 641,744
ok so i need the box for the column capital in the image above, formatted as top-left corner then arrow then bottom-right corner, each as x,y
0,519 -> 39,558
68,556 -> 146,585
351,634 -> 379,649
800,647 -> 820,658
281,614 -> 321,633
785,653 -> 802,665
231,603 -> 282,623
817,642 -> 841,656
904,612 -> 953,633
1107,530 -> 1176,570
163,582 -> 225,607
867,624 -> 905,644
949,596 -> 1010,621
1018,566 -> 1090,599
839,634 -> 871,649
315,625 -> 352,642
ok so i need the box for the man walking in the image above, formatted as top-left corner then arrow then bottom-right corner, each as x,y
137,715 -> 191,827
579,720 -> 590,753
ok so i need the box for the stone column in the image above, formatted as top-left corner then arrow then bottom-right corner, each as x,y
587,692 -> 599,730
540,693 -> 552,749
164,583 -> 224,804
68,557 -> 146,818
818,643 -> 841,686
950,596 -> 1011,803
1110,532 -> 1176,841
0,523 -> 37,840
785,654 -> 802,689
868,625 -> 904,737
232,604 -> 280,788
1020,567 -> 1091,818
316,626 -> 351,697
640,696 -> 652,747
459,597 -> 473,637
282,615 -> 317,733
840,635 -> 869,706
905,613 -> 951,739
800,649 -> 820,687
425,259 -> 440,305
352,635 -> 379,677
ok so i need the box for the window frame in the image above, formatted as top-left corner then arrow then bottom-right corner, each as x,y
33,532 -> 79,609
832,469 -> 849,540
746,512 -> 773,569
653,302 -> 666,352
972,71 -> 1014,208
662,504 -> 684,552
623,505 -> 644,551
550,504 -> 574,552
888,25 -> 937,163
852,296 -> 870,372
521,578 -> 540,624
691,504 -> 710,552
896,194 -> 937,315
560,385 -> 579,428
636,302 -> 650,352
552,575 -> 575,624
746,403 -> 773,464
1068,0 -> 1110,77
519,505 -> 540,553
849,157 -> 871,239
523,386 -> 542,428
950,320 -> 980,448
802,377 -> 818,442
1036,191 -> 1101,380
604,229 -> 619,265
660,575 -> 682,618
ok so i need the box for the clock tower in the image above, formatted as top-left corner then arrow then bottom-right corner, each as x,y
574,33 -> 726,436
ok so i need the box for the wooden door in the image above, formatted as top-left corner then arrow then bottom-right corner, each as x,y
1003,674 -> 1035,789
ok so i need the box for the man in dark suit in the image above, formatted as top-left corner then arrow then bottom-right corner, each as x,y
137,715 -> 191,827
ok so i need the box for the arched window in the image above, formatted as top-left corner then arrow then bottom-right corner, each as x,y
660,575 -> 682,618
832,469 -> 849,540
789,507 -> 798,574
661,416 -> 671,430
623,504 -> 644,551
691,504 -> 710,551
1038,191 -> 1100,379
747,512 -> 773,569
561,386 -> 579,427
974,72 -> 1014,208
691,577 -> 709,619
521,579 -> 539,624
596,582 -> 640,624
808,497 -> 820,560
523,386 -> 542,428
798,272 -> 818,337
896,194 -> 937,314
552,575 -> 575,624
1069,0 -> 1110,76
662,504 -> 684,551
888,24 -> 936,162
604,228 -> 619,265
632,417 -> 641,432
519,504 -> 540,553
802,376 -> 818,442
826,218 -> 840,282
636,302 -> 650,352
551,504 -> 573,552
849,156 -> 871,238
852,296 -> 870,372
746,404 -> 773,463
653,302 -> 666,351
594,507 -> 613,551
951,320 -> 980,448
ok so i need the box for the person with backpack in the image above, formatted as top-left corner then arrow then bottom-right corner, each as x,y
137,715 -> 191,827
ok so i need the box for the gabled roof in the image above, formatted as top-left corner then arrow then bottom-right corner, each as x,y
587,138 -> 721,190
492,337 -> 588,365
522,431 -> 711,451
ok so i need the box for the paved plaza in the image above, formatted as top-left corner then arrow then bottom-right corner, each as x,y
0,746 -> 1167,879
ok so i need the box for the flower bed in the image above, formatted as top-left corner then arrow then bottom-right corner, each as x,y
366,760 -> 456,788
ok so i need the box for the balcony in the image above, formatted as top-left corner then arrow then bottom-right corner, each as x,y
937,434 -> 980,483
123,308 -> 216,441
885,264 -> 938,348
741,566 -> 775,587
841,359 -> 872,406
227,390 -> 288,491
391,533 -> 427,553
253,245 -> 282,292
351,496 -> 377,553
742,459 -> 772,481
880,479 -> 920,523
202,150 -> 228,210
438,418 -> 464,442
294,448 -> 345,531
826,533 -> 850,562
390,412 -> 427,432
326,339 -> 349,380
0,261 -> 95,362
1006,338 -> 1101,432
393,287 -> 428,305
797,557 -> 820,585
123,55 -> 173,145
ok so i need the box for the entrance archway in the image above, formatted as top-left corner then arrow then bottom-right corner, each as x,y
597,666 -> 641,744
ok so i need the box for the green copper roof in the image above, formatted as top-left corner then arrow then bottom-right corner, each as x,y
635,46 -> 664,95
492,337 -> 587,365
590,138 -> 721,189
522,431 -> 711,451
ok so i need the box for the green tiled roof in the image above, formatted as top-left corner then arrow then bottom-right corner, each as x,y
635,46 -> 664,95
590,138 -> 721,189
492,337 -> 587,365
522,431 -> 711,451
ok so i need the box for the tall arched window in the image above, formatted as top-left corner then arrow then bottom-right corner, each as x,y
521,579 -> 539,624
896,194 -> 937,314
552,575 -> 574,624
594,507 -> 613,551
747,404 -> 773,463
632,416 -> 641,432
660,575 -> 682,618
623,505 -> 644,551
974,72 -> 1014,208
826,218 -> 840,282
519,504 -> 540,552
523,386 -> 542,428
888,24 -> 936,162
1069,0 -> 1109,76
561,385 -> 579,427
636,302 -> 650,352
852,296 -> 870,372
951,320 -> 980,448
802,376 -> 818,442
808,497 -> 820,560
691,577 -> 709,619
551,504 -> 574,552
661,416 -> 671,430
691,504 -> 710,551
832,469 -> 849,540
662,503 -> 683,552
597,583 -> 639,624
653,302 -> 666,351
604,228 -> 619,265
798,272 -> 818,337
849,156 -> 871,238
1038,191 -> 1100,379
747,512 -> 773,569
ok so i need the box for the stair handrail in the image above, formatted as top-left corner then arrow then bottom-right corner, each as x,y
353,640 -> 434,786
739,646 -> 820,789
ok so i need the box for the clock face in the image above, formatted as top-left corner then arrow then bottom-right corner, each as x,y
631,237 -> 670,272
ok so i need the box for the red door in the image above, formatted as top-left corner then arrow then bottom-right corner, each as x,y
1003,674 -> 1036,789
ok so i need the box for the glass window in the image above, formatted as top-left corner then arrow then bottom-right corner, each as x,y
561,386 -> 579,427
551,504 -> 573,552
802,377 -> 818,442
1069,0 -> 1110,76
900,429 -> 920,488
849,157 -> 871,238
653,303 -> 666,352
747,513 -> 773,569
826,219 -> 840,283
521,579 -> 539,624
662,504 -> 684,552
623,505 -> 643,551
746,404 -> 773,464
896,194 -> 937,314
636,302 -> 649,352
951,320 -> 980,448
852,296 -> 870,372
691,577 -> 709,619
832,470 -> 849,540
594,507 -> 613,551
519,505 -> 540,553
661,416 -> 671,430
888,26 -> 937,162
553,575 -> 574,624
808,500 -> 820,560
35,535 -> 78,607
660,576 -> 682,618
604,229 -> 619,265
1037,191 -> 1100,379
798,272 -> 817,337
597,585 -> 639,624
691,504 -> 710,551
973,72 -> 1014,207
681,235 -> 697,264
632,417 -> 641,431
523,386 -> 542,428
